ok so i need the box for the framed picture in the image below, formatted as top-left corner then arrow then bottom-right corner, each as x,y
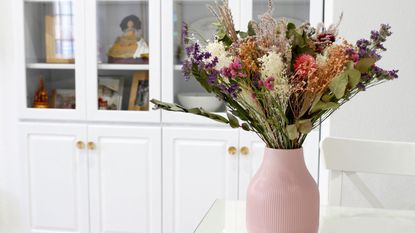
45,15 -> 75,63
128,72 -> 149,111
50,89 -> 76,109
98,76 -> 125,110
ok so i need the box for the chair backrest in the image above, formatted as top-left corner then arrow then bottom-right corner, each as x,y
321,137 -> 415,208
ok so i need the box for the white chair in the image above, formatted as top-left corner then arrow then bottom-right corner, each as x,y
321,137 -> 415,208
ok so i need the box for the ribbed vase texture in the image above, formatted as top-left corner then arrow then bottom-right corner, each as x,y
246,148 -> 319,233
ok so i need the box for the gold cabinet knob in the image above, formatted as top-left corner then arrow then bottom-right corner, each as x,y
228,146 -> 237,155
76,141 -> 85,150
240,146 -> 250,156
87,142 -> 96,150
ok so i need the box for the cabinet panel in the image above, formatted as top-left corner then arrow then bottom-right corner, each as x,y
163,127 -> 239,233
88,125 -> 161,233
20,123 -> 88,233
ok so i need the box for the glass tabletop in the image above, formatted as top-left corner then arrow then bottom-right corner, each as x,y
194,200 -> 415,233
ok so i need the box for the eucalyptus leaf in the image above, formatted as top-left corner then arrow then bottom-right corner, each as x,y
286,124 -> 299,140
241,123 -> 250,131
347,68 -> 361,88
227,112 -> 240,128
329,73 -> 348,99
298,119 -> 312,134
355,58 -> 376,73
188,108 -> 202,114
310,101 -> 340,113
248,21 -> 256,36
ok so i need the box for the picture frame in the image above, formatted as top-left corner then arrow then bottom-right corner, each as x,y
98,76 -> 125,110
128,72 -> 149,111
50,89 -> 76,109
45,15 -> 75,64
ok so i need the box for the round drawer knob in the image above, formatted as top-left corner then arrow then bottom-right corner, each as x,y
240,146 -> 250,156
228,146 -> 237,155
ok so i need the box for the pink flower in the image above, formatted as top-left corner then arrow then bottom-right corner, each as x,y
221,57 -> 246,79
264,76 -> 275,91
294,54 -> 317,77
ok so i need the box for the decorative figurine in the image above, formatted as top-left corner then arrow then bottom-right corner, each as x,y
108,15 -> 149,64
33,77 -> 49,108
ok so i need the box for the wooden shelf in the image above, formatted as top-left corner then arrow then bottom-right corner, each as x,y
98,64 -> 149,70
26,63 -> 75,69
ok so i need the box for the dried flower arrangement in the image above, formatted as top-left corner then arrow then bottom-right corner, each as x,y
151,0 -> 398,149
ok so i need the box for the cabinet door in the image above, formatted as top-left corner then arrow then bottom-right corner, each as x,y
85,0 -> 161,123
163,127 -> 239,233
19,0 -> 87,120
238,129 -> 321,200
88,125 -> 161,233
20,123 -> 89,233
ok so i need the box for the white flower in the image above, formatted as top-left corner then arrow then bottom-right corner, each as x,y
205,41 -> 233,69
316,54 -> 328,66
258,52 -> 290,107
258,52 -> 285,80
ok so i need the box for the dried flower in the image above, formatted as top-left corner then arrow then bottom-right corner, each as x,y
205,41 -> 233,69
239,39 -> 261,73
294,54 -> 317,77
307,44 -> 352,93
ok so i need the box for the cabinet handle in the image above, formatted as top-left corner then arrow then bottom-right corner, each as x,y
240,146 -> 250,156
87,142 -> 96,150
228,146 -> 237,155
76,141 -> 85,150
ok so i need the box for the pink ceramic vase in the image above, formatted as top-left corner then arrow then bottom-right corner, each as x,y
246,148 -> 319,233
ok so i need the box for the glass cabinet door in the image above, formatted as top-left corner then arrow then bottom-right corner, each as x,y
22,0 -> 86,120
241,0 -> 323,28
85,0 -> 161,122
162,0 -> 228,124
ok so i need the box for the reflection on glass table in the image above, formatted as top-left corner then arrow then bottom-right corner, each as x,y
194,200 -> 415,233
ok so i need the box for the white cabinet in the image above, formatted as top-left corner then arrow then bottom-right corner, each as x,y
18,0 -> 161,122
20,123 -> 89,233
20,123 -> 162,233
88,125 -> 161,233
163,127 -> 239,233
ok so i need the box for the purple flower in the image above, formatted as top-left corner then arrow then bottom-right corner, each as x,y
182,22 -> 189,44
207,69 -> 220,84
182,60 -> 192,81
219,83 -> 240,98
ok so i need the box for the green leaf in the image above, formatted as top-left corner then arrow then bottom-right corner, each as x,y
310,101 -> 340,113
329,72 -> 348,99
321,93 -> 334,103
241,123 -> 250,131
298,119 -> 312,134
227,112 -> 240,128
238,31 -> 248,39
248,21 -> 256,36
355,58 -> 376,73
286,124 -> 299,140
287,22 -> 296,30
188,108 -> 202,114
310,92 -> 323,112
347,68 -> 361,88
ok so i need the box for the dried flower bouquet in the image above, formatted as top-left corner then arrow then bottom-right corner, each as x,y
151,0 -> 398,149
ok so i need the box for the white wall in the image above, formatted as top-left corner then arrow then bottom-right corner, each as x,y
328,0 -> 415,142
322,0 -> 415,208
0,0 -> 23,232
